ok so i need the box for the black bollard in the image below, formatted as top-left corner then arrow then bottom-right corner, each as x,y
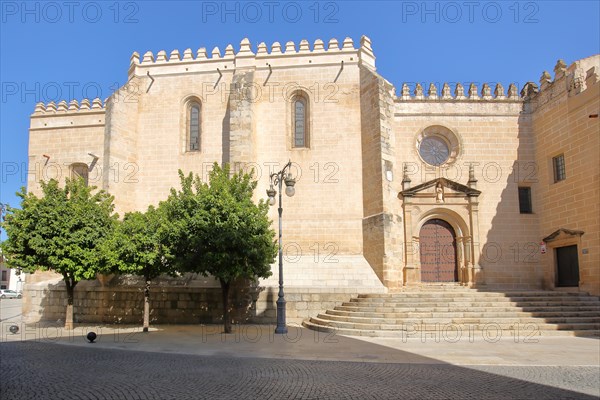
86,331 -> 97,343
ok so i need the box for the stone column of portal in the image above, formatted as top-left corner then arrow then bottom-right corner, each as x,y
468,196 -> 484,287
455,237 -> 465,285
400,165 -> 417,286
464,236 -> 473,286
467,164 -> 483,287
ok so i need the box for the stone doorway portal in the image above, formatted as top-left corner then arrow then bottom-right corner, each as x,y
419,219 -> 458,282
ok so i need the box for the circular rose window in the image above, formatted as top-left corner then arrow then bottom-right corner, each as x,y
419,136 -> 450,166
415,126 -> 460,166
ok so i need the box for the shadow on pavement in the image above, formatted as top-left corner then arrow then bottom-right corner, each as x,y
1,323 -> 599,399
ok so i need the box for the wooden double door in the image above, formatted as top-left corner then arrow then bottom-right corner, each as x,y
419,219 -> 458,282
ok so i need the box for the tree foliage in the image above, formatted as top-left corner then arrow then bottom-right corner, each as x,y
1,178 -> 117,328
100,206 -> 174,331
102,206 -> 173,280
163,163 -> 276,333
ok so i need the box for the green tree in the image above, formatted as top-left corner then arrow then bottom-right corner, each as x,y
101,206 -> 174,332
163,163 -> 276,333
1,178 -> 117,329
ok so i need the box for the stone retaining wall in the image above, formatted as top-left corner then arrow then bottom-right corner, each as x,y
22,279 -> 359,326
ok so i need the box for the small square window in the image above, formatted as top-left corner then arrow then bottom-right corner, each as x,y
552,154 -> 566,182
518,187 -> 532,214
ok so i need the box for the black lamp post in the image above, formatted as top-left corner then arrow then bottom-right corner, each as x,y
266,160 -> 296,334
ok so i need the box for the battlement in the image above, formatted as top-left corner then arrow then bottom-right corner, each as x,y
30,98 -> 106,131
127,36 -> 376,78
396,55 -> 599,104
32,98 -> 106,116
395,82 -> 521,102
521,55 -> 600,108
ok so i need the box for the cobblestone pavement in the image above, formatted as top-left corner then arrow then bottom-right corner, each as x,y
1,341 -> 598,400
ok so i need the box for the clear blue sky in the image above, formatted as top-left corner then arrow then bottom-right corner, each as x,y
1,0 -> 599,235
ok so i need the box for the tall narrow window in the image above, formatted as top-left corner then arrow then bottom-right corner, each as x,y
518,187 -> 532,214
293,95 -> 308,148
188,102 -> 201,151
71,163 -> 89,186
552,154 -> 566,182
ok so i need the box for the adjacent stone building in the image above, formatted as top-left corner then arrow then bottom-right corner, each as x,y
22,36 -> 599,325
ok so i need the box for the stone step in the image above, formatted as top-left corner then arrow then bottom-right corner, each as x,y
360,292 -> 594,298
392,285 -> 469,290
308,316 -> 600,332
357,297 -> 598,303
319,312 -> 600,325
342,304 -> 600,311
336,305 -> 600,313
354,298 -> 600,304
302,320 -> 600,338
327,309 -> 600,319
346,300 -> 600,307
304,289 -> 600,338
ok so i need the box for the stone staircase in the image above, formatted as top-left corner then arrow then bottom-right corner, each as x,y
302,285 -> 600,338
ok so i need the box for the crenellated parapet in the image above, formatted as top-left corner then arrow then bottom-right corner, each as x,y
523,55 -> 600,110
32,98 -> 106,116
30,98 -> 106,131
396,82 -> 521,102
127,36 -> 376,79
395,55 -> 598,105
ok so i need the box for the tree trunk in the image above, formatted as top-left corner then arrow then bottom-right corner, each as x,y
220,279 -> 231,334
143,275 -> 150,333
63,275 -> 76,330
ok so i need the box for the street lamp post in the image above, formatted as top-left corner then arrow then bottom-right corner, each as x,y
266,160 -> 296,334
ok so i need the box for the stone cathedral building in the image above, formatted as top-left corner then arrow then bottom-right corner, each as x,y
22,36 -> 599,326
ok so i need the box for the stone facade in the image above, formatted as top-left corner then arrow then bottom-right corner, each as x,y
529,56 -> 600,297
22,36 -> 600,325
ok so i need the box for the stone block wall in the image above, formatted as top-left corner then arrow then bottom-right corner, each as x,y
531,57 -> 600,296
24,283 -> 251,325
392,85 -> 542,290
360,65 -> 385,284
23,36 -> 599,303
28,100 -> 106,197
21,276 -> 360,325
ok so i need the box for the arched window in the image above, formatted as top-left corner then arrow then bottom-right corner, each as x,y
292,94 -> 309,148
71,163 -> 89,186
187,101 -> 201,151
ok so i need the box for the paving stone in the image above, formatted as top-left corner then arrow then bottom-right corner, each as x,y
1,342 -> 598,400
